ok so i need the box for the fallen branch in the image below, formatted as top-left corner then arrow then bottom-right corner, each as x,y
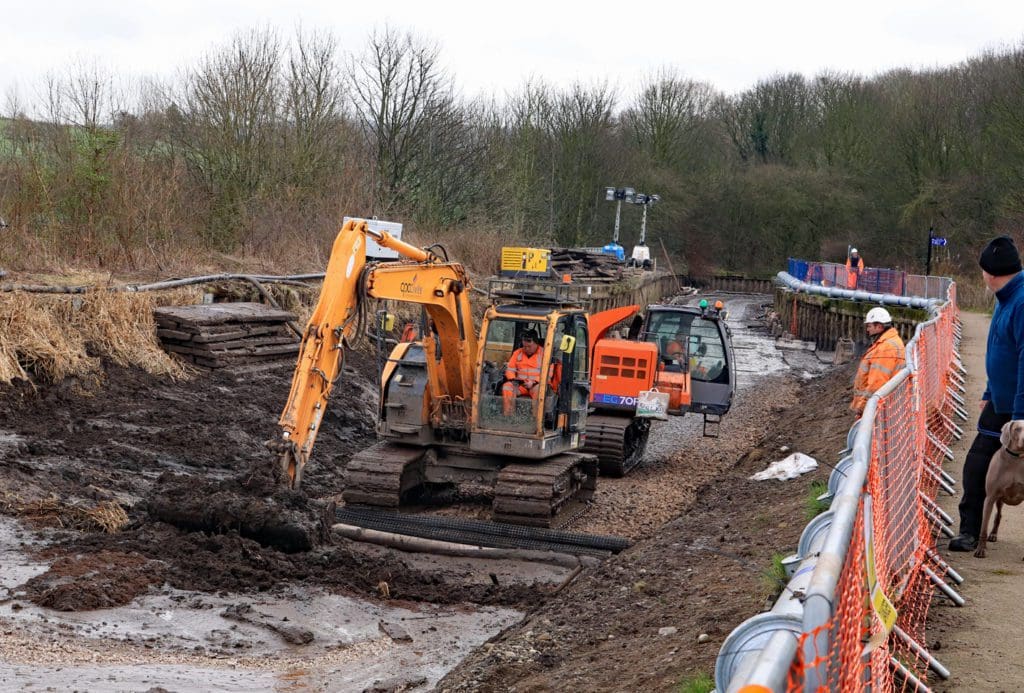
331,523 -> 601,569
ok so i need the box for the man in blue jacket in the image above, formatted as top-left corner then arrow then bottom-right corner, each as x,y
950,236 -> 1024,551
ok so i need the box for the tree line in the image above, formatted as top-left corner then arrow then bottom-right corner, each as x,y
1,26 -> 1022,279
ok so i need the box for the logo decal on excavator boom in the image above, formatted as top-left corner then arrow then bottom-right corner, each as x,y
400,273 -> 424,296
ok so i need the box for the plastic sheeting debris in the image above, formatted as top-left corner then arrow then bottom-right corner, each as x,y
750,452 -> 818,481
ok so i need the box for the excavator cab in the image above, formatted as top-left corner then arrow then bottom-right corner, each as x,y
471,293 -> 591,459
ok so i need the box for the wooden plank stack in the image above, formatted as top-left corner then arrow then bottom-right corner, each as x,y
154,302 -> 300,368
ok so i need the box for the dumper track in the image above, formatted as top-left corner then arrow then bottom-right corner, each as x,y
493,453 -> 598,528
582,414 -> 651,477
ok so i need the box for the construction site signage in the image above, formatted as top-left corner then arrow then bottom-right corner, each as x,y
343,217 -> 403,260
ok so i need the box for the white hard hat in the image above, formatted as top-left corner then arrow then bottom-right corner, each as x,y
865,307 -> 892,324
850,248 -> 859,254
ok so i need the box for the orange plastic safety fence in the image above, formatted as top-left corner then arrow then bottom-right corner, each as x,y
785,296 -> 958,691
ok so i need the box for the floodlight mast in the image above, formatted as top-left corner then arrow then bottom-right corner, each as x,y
604,186 -> 635,244
628,192 -> 660,267
635,193 -> 660,245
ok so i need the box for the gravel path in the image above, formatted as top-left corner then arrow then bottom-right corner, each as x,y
933,311 -> 1024,691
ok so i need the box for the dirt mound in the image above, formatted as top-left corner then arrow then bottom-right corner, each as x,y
0,353 -> 378,507
22,550 -> 165,611
0,350 -> 385,611
144,467 -> 332,553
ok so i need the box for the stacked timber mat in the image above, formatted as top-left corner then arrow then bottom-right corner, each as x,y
549,248 -> 630,279
155,302 -> 299,368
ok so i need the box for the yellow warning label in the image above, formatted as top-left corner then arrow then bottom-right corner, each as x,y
500,247 -> 550,275
862,495 -> 897,656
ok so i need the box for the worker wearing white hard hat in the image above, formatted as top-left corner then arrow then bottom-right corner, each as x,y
864,306 -> 891,325
850,306 -> 905,416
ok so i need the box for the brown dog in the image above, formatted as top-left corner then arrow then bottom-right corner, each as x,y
975,420 -> 1024,558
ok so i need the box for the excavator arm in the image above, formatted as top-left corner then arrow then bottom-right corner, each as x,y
274,218 -> 476,488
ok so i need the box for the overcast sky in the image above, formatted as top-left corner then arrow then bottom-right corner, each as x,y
5,0 -> 1024,107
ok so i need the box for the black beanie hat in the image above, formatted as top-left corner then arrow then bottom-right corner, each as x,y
979,236 -> 1023,276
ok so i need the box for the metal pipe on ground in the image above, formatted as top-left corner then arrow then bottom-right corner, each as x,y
775,272 -> 940,311
331,523 -> 600,569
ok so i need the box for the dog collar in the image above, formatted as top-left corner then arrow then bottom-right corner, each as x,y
1007,448 -> 1023,458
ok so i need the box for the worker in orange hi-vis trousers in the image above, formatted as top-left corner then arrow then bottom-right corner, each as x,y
850,307 -> 906,417
846,247 -> 865,289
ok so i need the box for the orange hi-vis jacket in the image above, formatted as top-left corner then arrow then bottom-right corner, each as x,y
502,347 -> 562,416
846,254 -> 864,289
505,348 -> 542,385
504,348 -> 562,392
851,326 -> 906,414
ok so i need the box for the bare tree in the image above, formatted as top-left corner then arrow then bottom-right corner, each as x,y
167,28 -> 282,246
490,81 -> 557,237
718,73 -> 812,164
809,71 -> 876,172
348,26 -> 454,214
623,68 -> 716,171
547,82 -> 619,246
282,28 -> 346,189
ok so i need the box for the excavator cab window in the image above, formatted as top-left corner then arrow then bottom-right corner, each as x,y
479,318 -> 551,433
643,305 -> 735,417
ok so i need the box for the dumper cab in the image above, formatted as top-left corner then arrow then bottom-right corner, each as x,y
642,303 -> 736,434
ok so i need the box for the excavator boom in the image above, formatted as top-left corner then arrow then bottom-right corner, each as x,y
274,218 -> 473,488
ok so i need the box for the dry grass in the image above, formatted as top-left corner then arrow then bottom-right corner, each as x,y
953,273 -> 997,313
0,286 -> 203,385
1,493 -> 129,533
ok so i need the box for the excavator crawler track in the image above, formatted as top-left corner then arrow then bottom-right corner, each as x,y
582,415 -> 651,477
342,442 -> 428,507
493,453 -> 598,528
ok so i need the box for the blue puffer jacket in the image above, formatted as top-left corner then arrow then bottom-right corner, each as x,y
984,272 -> 1024,419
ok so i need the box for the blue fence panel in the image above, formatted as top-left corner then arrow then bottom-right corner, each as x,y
859,268 -> 905,295
788,258 -> 809,281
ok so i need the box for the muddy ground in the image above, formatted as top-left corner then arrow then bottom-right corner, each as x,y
436,361 -> 853,692
0,294 -> 857,691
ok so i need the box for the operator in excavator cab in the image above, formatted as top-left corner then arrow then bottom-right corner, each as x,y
663,329 -> 689,371
502,328 -> 561,416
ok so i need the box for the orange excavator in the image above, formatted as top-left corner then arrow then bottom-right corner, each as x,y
271,219 -> 642,526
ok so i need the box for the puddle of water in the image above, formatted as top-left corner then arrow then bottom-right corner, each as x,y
0,511 -> 520,692
0,516 -> 49,599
